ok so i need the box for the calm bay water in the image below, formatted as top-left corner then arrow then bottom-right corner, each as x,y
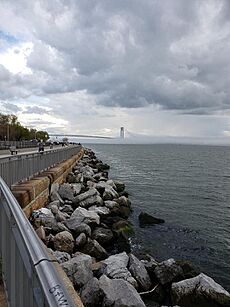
88,143 -> 230,290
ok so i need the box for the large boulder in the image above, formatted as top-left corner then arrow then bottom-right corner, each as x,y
92,227 -> 114,246
154,258 -> 183,285
80,277 -> 102,307
81,238 -> 108,260
53,231 -> 74,254
171,273 -> 230,307
139,212 -> 165,227
61,252 -> 93,288
102,252 -> 137,288
73,188 -> 98,204
58,183 -> 75,201
128,254 -> 151,291
50,183 -> 64,204
32,208 -> 57,229
70,207 -> 100,226
99,275 -> 145,307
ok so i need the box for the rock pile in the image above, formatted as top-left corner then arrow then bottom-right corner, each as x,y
31,148 -> 230,307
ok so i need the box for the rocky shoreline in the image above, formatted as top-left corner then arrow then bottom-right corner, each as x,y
30,147 -> 230,307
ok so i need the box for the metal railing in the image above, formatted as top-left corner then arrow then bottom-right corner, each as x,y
0,176 -> 76,307
0,145 -> 82,187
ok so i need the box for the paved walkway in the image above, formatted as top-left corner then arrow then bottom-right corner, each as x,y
0,145 -> 63,159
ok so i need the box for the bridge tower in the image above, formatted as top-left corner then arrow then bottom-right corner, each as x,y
120,127 -> 125,139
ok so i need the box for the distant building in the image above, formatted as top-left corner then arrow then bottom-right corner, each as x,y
120,127 -> 125,139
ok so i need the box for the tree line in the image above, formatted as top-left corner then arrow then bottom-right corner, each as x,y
0,113 -> 49,141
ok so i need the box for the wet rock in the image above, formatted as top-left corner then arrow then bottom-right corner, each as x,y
129,254 -> 151,291
176,260 -> 199,280
171,273 -> 230,307
154,258 -> 183,285
139,212 -> 165,227
80,277 -> 102,307
53,231 -> 74,254
102,252 -> 137,288
75,233 -> 87,248
70,207 -> 100,226
95,162 -> 110,171
140,254 -> 159,280
81,238 -> 108,260
114,180 -> 125,192
61,252 -> 93,288
99,274 -> 145,307
92,227 -> 114,246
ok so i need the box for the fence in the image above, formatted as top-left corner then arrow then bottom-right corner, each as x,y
0,176 -> 76,307
0,145 -> 82,187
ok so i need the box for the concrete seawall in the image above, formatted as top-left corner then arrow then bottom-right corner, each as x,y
11,148 -> 84,218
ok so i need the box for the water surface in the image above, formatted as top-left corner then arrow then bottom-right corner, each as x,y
88,144 -> 230,290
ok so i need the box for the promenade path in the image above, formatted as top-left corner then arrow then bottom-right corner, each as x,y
0,144 -> 63,159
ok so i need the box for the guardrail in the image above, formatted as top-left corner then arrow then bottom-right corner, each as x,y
0,145 -> 82,187
0,176 -> 76,306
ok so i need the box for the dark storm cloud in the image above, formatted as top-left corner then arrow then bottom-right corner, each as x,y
1,0 -> 230,114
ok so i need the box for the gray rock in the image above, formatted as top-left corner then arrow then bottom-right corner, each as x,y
75,233 -> 87,248
99,275 -> 145,307
58,183 -> 75,201
82,238 -> 108,260
35,226 -> 46,242
60,204 -> 74,215
53,231 -> 74,254
92,227 -> 114,246
50,183 -> 64,204
70,207 -> 100,226
80,277 -> 102,307
61,252 -> 93,288
154,258 -> 183,285
55,209 -> 69,222
33,210 -> 57,229
171,273 -> 230,307
104,200 -> 118,209
65,221 -> 92,237
50,204 -> 59,215
102,252 -> 137,288
79,195 -> 104,209
51,250 -> 71,263
46,200 -> 60,209
71,183 -> 82,195
140,254 -> 159,279
73,188 -> 98,204
55,222 -> 69,233
129,254 -> 151,291
88,206 -> 110,216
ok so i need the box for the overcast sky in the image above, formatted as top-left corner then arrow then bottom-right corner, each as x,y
1,0 -> 230,144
